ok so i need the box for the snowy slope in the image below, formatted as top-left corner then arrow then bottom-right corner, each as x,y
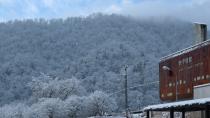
0,14 -> 198,110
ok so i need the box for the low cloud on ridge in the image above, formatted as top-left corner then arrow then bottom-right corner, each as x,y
0,0 -> 210,26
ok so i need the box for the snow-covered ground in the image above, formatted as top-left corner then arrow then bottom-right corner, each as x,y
88,115 -> 126,118
88,113 -> 143,118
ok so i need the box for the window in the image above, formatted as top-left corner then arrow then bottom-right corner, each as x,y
167,92 -> 173,97
187,88 -> 191,93
206,75 -> 210,79
178,61 -> 182,66
189,57 -> 192,63
185,58 -> 188,64
197,76 -> 201,81
180,80 -> 182,85
169,83 -> 172,87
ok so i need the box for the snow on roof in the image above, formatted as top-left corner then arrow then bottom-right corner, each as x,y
194,22 -> 207,25
144,98 -> 210,111
194,83 -> 210,88
160,39 -> 210,62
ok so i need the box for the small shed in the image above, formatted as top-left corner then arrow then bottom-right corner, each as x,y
144,98 -> 210,118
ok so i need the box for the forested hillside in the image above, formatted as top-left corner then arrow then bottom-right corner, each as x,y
0,14 -> 200,117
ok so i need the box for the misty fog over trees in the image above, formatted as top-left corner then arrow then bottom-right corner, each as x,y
0,14 -> 205,117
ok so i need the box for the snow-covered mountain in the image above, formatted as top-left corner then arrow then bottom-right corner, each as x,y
0,14 -> 201,112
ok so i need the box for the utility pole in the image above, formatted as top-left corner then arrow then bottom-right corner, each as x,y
124,65 -> 128,118
176,76 -> 178,101
139,61 -> 146,110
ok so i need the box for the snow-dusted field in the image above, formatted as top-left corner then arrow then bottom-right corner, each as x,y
88,113 -> 143,118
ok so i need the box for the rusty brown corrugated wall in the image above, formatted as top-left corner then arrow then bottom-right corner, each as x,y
159,23 -> 209,101
160,41 -> 210,101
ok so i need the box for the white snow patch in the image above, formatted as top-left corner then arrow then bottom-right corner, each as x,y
194,83 -> 210,88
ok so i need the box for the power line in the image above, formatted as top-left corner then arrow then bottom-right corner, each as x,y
108,81 -> 159,96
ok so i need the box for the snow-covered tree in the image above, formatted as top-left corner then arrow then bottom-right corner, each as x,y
63,96 -> 87,118
0,103 -> 28,118
24,98 -> 64,118
87,91 -> 117,116
29,73 -> 86,100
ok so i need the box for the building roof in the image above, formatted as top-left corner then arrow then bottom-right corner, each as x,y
144,98 -> 210,111
160,39 -> 210,62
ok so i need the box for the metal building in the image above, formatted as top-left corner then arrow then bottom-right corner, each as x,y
159,23 -> 209,101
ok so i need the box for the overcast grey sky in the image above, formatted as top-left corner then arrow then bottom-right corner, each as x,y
0,0 -> 210,25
